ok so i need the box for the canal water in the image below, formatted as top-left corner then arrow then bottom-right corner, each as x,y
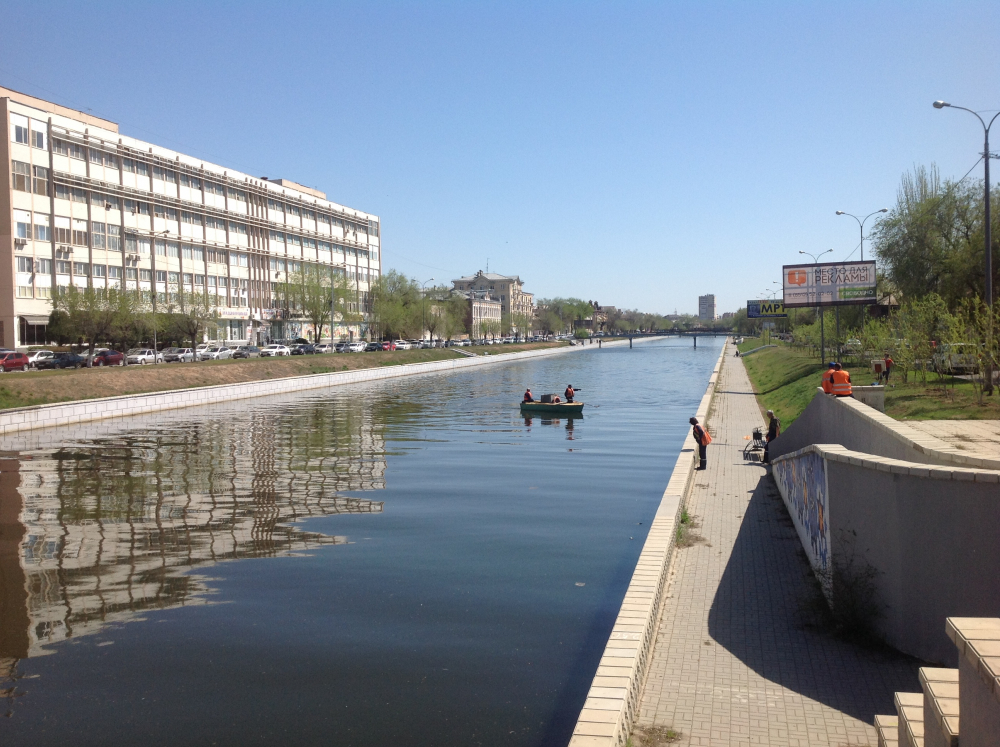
0,337 -> 723,747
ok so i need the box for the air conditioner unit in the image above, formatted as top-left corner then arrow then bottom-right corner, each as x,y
14,238 -> 27,247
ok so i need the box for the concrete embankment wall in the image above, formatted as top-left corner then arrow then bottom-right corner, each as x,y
568,341 -> 728,747
769,389 -> 1000,471
772,443 -> 1000,664
0,340 -> 648,436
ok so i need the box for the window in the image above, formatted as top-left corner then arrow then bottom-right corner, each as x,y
17,256 -> 35,273
155,240 -> 166,256
55,183 -> 70,200
54,217 -> 71,245
12,114 -> 29,144
192,246 -> 204,261
229,222 -> 248,235
167,242 -> 179,258
72,219 -> 88,246
11,160 -> 30,191
181,175 -> 201,189
268,198 -> 283,214
89,148 -> 103,165
123,157 -> 149,176
182,273 -> 193,284
227,187 -> 246,202
304,209 -> 316,221
138,237 -> 151,255
140,269 -> 152,281
207,248 -> 227,264
205,181 -> 224,196
319,213 -> 331,227
33,166 -> 48,198
67,142 -> 84,160
107,266 -> 122,280
107,225 -> 121,251
168,272 -> 179,283
36,286 -> 52,299
34,213 -> 51,241
14,210 -> 30,239
73,262 -> 90,276
93,265 -> 106,277
16,286 -> 33,298
194,274 -> 204,284
181,211 -> 201,225
230,252 -> 248,267
37,258 -> 52,274
155,270 -> 166,282
369,219 -> 379,237
125,199 -> 150,216
31,125 -> 46,150
53,139 -> 69,155
153,166 -> 177,184
207,276 -> 217,287
287,204 -> 301,218
91,222 -> 106,249
71,188 -> 87,203
126,267 -> 137,280
56,261 -> 71,275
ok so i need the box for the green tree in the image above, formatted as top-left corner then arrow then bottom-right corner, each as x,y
51,286 -> 118,364
370,270 -> 420,340
165,290 -> 220,352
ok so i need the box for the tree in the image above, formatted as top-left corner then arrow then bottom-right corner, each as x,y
166,290 -> 220,352
370,270 -> 421,340
280,263 -> 356,342
51,286 -> 119,364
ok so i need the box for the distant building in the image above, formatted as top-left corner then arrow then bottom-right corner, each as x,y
452,271 -> 534,332
721,312 -> 734,320
453,289 -> 502,339
698,294 -> 716,321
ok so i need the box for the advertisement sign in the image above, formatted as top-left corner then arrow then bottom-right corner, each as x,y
747,300 -> 787,318
782,260 -> 876,308
219,307 -> 250,320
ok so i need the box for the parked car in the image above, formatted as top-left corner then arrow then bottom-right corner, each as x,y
0,352 -> 31,372
380,341 -> 396,351
36,352 -> 86,370
334,342 -> 351,353
230,345 -> 261,359
126,348 -> 163,365
291,344 -> 316,355
933,343 -> 979,374
27,350 -> 55,368
260,344 -> 291,357
348,341 -> 366,353
163,348 -> 196,363
314,343 -> 333,354
365,341 -> 383,352
91,349 -> 125,367
393,340 -> 410,350
199,346 -> 233,361
419,339 -> 434,349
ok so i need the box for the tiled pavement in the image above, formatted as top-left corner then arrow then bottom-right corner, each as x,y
634,350 -> 922,746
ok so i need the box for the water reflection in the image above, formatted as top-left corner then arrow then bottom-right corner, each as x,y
521,414 -> 582,440
0,400 -> 386,679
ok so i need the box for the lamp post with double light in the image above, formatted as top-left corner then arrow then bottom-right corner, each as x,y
933,99 -> 1000,393
800,249 -> 832,363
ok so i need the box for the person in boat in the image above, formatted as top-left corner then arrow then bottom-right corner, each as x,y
564,385 -> 575,403
523,388 -> 534,403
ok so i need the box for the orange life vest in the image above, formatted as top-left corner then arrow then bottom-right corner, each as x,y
694,425 -> 712,445
830,370 -> 852,396
821,371 -> 833,394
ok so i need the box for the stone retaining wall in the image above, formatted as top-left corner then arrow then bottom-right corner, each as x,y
568,341 -> 728,746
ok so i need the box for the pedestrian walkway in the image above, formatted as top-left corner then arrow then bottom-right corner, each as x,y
905,418 -> 1000,462
633,349 -> 921,747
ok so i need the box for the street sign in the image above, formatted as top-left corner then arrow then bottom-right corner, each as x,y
782,260 -> 877,308
747,300 -> 787,318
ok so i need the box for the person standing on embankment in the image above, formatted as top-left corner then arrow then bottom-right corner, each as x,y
690,417 -> 711,470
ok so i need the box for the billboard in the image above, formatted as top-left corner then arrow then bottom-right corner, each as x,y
782,260 -> 877,308
747,300 -> 787,318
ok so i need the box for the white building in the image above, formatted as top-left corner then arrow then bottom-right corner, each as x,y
698,294 -> 716,321
1,86 -> 380,347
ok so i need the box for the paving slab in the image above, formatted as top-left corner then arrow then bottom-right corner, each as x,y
634,349 -> 922,746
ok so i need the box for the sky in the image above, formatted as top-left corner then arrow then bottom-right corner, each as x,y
2,1 -> 999,315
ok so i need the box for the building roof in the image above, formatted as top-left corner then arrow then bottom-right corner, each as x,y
453,271 -> 523,284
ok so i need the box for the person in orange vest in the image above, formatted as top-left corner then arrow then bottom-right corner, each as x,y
821,362 -> 836,394
690,416 -> 712,470
523,388 -> 534,403
564,384 -> 575,403
830,362 -> 853,397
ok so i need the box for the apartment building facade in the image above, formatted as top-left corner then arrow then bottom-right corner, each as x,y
451,271 -> 533,331
0,87 -> 380,349
698,294 -> 716,321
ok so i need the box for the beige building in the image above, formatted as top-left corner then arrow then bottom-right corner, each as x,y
452,271 -> 533,333
456,289 -> 502,338
0,86 -> 380,348
698,294 -> 716,321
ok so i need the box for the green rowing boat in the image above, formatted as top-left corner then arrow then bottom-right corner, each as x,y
519,401 -> 584,414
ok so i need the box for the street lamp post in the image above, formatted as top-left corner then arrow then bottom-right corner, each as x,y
800,249 -> 833,363
149,229 -> 170,362
836,208 -> 888,340
420,278 -> 435,341
934,99 -> 1000,393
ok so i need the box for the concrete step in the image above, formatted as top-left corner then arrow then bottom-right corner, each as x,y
876,714 -> 899,747
920,667 -> 959,747
896,691 -> 924,747
946,617 -> 1000,747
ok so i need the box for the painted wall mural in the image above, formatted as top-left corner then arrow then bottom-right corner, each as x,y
773,450 -> 830,576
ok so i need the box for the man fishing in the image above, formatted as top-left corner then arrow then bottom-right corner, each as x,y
523,388 -> 534,403
564,384 -> 575,403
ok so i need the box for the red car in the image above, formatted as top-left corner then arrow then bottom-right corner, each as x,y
92,349 -> 125,367
0,352 -> 31,372
380,341 -> 396,351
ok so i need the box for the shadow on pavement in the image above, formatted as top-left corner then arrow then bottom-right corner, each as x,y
706,470 -> 920,724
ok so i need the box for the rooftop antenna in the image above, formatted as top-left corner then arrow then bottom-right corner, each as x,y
487,257 -> 489,273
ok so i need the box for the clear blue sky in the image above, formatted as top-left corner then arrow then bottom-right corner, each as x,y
2,1 -> 998,315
